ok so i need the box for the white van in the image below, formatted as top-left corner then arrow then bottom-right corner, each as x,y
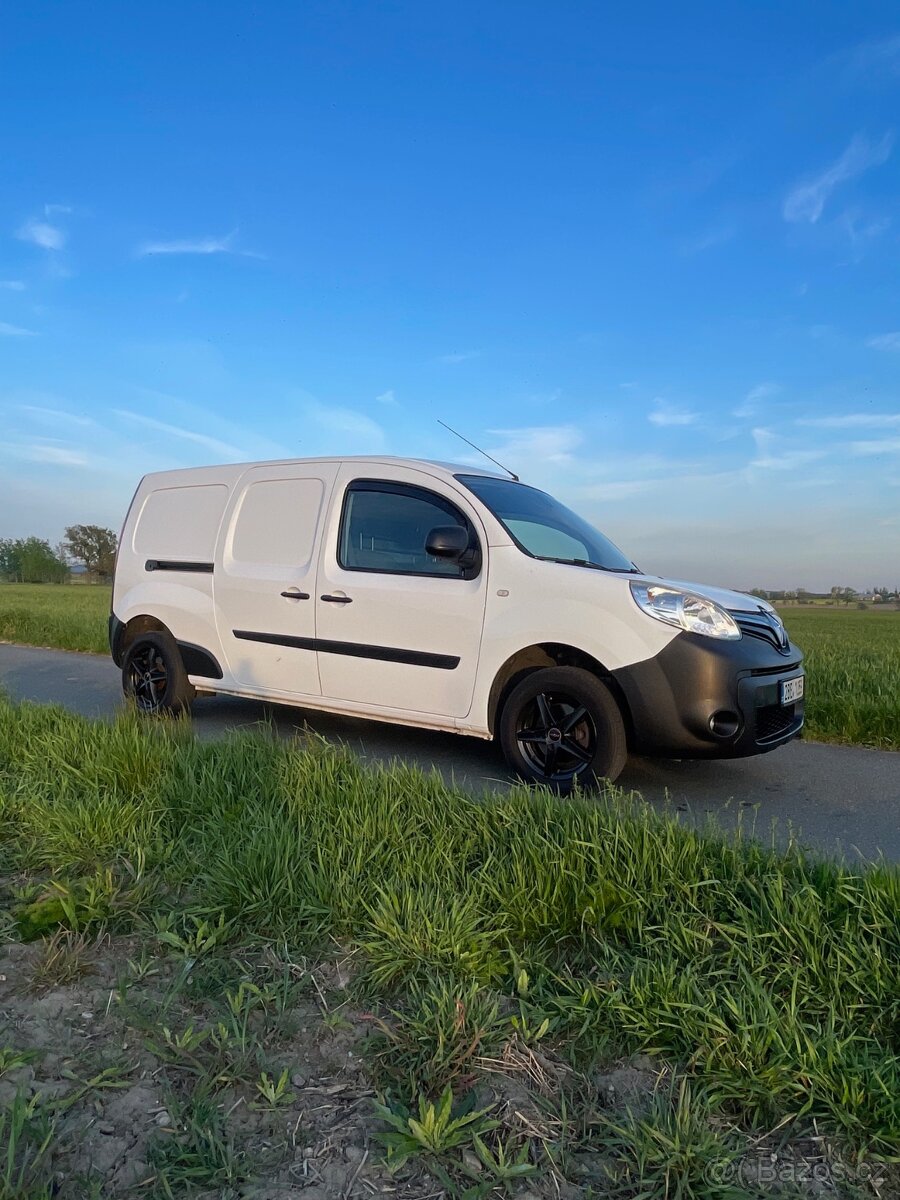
110,456 -> 804,787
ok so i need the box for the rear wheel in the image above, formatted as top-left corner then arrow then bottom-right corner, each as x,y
499,666 -> 627,790
122,632 -> 195,715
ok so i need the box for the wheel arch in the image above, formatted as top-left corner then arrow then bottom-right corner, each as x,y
115,614 -> 222,680
487,642 -> 634,742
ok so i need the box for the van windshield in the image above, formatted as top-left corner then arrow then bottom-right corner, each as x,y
456,475 -> 637,572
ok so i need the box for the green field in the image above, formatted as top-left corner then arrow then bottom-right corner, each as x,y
0,584 -> 898,749
780,606 -> 900,749
0,582 -> 111,654
0,697 -> 896,1196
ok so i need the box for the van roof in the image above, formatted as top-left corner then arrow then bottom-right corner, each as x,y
142,456 -> 511,483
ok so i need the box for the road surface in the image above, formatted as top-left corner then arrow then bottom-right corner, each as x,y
1,642 -> 898,863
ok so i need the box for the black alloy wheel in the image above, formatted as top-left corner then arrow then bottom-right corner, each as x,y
516,690 -> 598,782
499,666 -> 628,790
127,641 -> 168,711
122,631 -> 195,715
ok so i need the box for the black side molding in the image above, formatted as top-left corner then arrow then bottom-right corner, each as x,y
233,629 -> 459,670
145,559 -> 214,573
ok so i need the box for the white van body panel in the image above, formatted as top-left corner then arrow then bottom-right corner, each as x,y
462,548 -> 679,733
115,467 -> 239,669
215,461 -> 340,696
313,460 -> 492,718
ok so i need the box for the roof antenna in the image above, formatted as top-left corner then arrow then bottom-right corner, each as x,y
437,419 -> 519,481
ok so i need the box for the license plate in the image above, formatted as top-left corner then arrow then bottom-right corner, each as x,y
780,675 -> 804,705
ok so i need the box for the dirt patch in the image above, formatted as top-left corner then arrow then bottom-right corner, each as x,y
0,934 -> 894,1198
0,935 -> 526,1196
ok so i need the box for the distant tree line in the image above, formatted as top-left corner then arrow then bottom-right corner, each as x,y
0,525 -> 118,583
749,586 -> 899,606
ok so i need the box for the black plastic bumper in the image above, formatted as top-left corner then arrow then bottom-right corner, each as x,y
612,631 -> 804,759
109,613 -> 125,666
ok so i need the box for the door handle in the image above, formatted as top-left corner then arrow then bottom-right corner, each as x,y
280,590 -> 310,600
320,593 -> 353,604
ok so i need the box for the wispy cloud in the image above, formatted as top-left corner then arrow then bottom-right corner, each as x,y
583,479 -> 657,501
836,210 -> 891,259
44,203 -> 72,216
851,437 -> 900,455
783,133 -> 893,224
580,466 -> 740,504
304,401 -> 386,449
646,150 -> 739,203
18,403 -> 95,427
844,34 -> 900,80
15,443 -> 89,467
679,223 -> 736,255
798,412 -> 900,429
136,230 -> 263,258
648,400 -> 699,427
376,389 -> 398,406
435,350 -> 480,365
0,321 -> 37,337
486,425 -> 582,465
16,217 -> 66,250
0,280 -> 25,291
751,427 -> 826,470
867,331 -> 900,351
734,382 -> 779,419
113,409 -> 243,458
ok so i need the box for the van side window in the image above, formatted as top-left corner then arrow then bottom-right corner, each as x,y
338,481 -> 479,578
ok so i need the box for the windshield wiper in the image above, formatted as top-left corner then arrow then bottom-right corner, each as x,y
536,556 -> 638,573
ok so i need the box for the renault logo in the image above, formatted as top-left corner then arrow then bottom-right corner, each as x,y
758,607 -> 789,650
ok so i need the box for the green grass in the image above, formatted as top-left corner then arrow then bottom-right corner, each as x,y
0,695 -> 897,1168
781,606 -> 900,749
0,583 -> 110,654
1,584 -> 898,749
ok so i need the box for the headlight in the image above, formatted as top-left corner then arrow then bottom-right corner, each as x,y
630,582 -> 741,640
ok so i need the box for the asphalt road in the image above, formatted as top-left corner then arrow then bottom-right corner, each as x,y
2,642 -> 898,863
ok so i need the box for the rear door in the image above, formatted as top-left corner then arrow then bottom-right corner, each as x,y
215,463 -> 338,695
315,464 -> 488,717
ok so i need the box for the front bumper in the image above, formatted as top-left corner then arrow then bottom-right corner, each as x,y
611,630 -> 804,759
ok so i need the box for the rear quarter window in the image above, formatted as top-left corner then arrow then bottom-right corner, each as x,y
132,485 -> 228,560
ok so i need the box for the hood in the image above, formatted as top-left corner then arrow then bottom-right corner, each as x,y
635,575 -> 777,615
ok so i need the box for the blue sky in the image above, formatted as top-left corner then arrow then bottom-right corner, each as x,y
2,2 -> 899,590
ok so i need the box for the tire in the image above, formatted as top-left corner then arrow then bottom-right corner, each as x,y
498,666 -> 627,791
122,631 -> 195,716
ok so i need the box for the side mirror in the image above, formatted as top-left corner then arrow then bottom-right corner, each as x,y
425,525 -> 469,561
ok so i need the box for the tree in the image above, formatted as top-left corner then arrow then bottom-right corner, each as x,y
830,585 -> 857,606
63,525 -> 117,579
0,539 -> 20,581
0,537 -> 67,583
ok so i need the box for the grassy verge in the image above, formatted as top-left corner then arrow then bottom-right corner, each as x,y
0,583 -> 110,654
0,697 -> 897,1197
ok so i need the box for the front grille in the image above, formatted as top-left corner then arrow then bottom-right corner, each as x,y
749,662 -> 802,677
733,610 -> 791,653
755,703 -> 799,744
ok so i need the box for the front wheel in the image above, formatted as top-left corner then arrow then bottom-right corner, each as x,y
498,666 -> 627,791
122,632 -> 195,715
